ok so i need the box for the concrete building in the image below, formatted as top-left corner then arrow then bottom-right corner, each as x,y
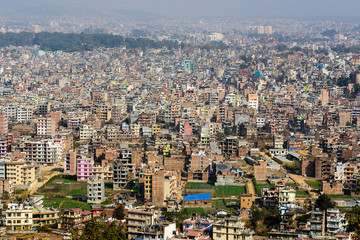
0,179 -> 14,196
278,186 -> 296,204
24,140 -> 62,165
32,208 -> 59,228
77,158 -> 93,181
213,216 -> 253,240
5,161 -> 37,187
37,117 -> 56,137
0,114 -> 8,136
64,150 -> 77,175
80,124 -> 95,140
113,159 -> 135,190
17,105 -> 33,122
126,209 -> 156,240
5,203 -> 34,233
87,176 -> 104,204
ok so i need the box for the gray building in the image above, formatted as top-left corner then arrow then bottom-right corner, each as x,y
87,176 -> 104,204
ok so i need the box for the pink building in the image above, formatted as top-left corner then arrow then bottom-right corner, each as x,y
184,122 -> 192,136
77,158 -> 93,181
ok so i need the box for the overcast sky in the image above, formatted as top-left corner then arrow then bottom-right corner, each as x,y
0,0 -> 359,18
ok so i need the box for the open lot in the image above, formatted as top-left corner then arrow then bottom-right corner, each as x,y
185,182 -> 246,198
37,175 -> 113,210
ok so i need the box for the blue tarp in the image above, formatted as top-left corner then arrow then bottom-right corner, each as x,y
183,193 -> 211,201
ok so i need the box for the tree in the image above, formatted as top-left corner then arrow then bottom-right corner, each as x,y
113,205 -> 125,220
315,194 -> 334,211
2,191 -> 10,200
315,194 -> 335,232
71,220 -> 126,240
346,205 -> 360,239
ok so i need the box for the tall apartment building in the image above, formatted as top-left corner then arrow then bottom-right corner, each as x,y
0,114 -> 8,136
64,150 -> 77,175
5,203 -> 34,233
5,161 -> 37,187
80,124 -> 95,140
0,160 -> 5,179
126,209 -> 155,240
0,140 -> 7,157
77,158 -> 93,181
5,102 -> 18,120
24,140 -> 62,165
37,102 -> 51,115
213,216 -> 253,240
87,176 -> 104,204
248,93 -> 259,110
0,179 -> 14,196
17,105 -> 33,122
113,159 -> 135,190
37,117 -> 56,137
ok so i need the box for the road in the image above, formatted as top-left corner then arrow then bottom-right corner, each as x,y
246,181 -> 256,196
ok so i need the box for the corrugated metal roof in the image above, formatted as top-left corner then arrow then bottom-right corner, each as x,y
183,193 -> 211,201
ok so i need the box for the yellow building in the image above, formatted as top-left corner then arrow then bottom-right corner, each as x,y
152,124 -> 161,135
213,216 -> 253,240
5,160 -> 37,186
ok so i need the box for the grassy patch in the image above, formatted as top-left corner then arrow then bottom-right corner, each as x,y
306,180 -> 321,190
185,182 -> 215,189
213,199 -> 226,209
328,194 -> 354,200
296,190 -> 310,197
286,183 -> 299,188
37,175 -> 87,197
215,186 -> 246,197
43,197 -> 110,210
182,208 -> 205,216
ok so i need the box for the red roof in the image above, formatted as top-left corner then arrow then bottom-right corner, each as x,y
82,211 -> 92,216
70,208 -> 82,212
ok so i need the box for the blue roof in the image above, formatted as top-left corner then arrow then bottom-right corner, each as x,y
183,193 -> 211,201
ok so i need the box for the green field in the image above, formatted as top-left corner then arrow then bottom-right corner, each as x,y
186,182 -> 246,197
296,190 -> 310,197
306,180 -> 321,190
182,208 -> 206,216
215,186 -> 246,197
185,182 -> 215,189
328,194 -> 354,200
286,183 -> 299,188
43,197 -> 92,210
38,175 -> 114,210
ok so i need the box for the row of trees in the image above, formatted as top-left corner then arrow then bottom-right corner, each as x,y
0,32 -> 186,52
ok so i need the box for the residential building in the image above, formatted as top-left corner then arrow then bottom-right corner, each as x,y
87,176 -> 105,204
77,158 -> 93,181
5,203 -> 34,233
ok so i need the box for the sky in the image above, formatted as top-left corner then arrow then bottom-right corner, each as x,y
0,0 -> 359,19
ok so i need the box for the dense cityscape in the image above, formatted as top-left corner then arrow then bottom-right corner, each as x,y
0,5 -> 360,240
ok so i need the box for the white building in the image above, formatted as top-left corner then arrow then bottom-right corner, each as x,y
17,105 -> 33,122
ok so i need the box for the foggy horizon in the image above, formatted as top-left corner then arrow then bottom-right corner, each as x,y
0,0 -> 359,20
